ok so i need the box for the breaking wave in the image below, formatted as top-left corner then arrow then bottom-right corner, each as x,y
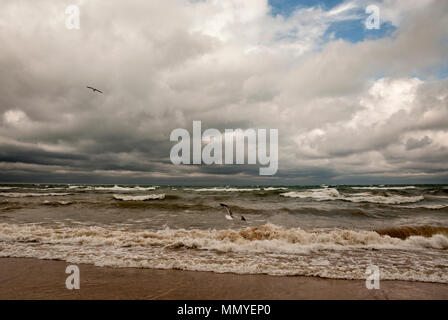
280,188 -> 424,204
399,204 -> 448,210
0,223 -> 447,282
1,223 -> 447,253
186,187 -> 289,192
375,226 -> 448,240
351,186 -> 417,190
95,185 -> 157,192
113,194 -> 166,201
187,187 -> 261,192
0,193 -> 71,198
42,200 -> 72,206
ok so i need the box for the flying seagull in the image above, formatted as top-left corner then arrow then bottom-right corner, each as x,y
86,86 -> 103,94
220,203 -> 246,221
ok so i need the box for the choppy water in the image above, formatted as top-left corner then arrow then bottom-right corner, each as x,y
0,184 -> 447,283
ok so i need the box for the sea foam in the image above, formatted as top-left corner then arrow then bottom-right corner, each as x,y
0,193 -> 71,198
0,223 -> 446,282
280,188 -> 424,204
113,194 -> 165,201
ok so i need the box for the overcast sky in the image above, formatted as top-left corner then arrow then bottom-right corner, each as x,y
0,0 -> 447,185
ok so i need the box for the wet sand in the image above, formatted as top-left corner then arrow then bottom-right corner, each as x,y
0,257 -> 447,300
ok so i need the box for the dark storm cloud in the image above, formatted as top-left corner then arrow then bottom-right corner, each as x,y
405,136 -> 432,151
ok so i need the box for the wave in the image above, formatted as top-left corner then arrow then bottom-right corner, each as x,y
187,187 -> 261,192
347,193 -> 424,204
375,226 -> 448,240
1,223 -> 446,254
0,193 -> 71,198
42,200 -> 72,206
188,187 -> 287,192
113,194 -> 165,201
0,223 -> 446,282
95,185 -> 157,192
281,188 -> 340,201
399,204 -> 448,210
431,195 -> 448,199
351,186 -> 416,190
280,188 -> 424,204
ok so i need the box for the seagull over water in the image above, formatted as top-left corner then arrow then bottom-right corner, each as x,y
86,86 -> 103,94
220,203 -> 246,221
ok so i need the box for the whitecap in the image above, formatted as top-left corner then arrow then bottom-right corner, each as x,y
113,194 -> 165,201
280,188 -> 423,204
95,185 -> 157,192
0,193 -> 71,198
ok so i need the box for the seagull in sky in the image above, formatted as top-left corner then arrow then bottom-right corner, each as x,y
86,86 -> 103,94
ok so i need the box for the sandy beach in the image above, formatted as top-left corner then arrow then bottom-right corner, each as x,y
2,0 -> 448,305
0,257 -> 447,300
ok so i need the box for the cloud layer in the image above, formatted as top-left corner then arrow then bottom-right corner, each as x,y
0,0 -> 447,184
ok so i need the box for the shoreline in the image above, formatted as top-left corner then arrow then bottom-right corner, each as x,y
1,257 -> 447,300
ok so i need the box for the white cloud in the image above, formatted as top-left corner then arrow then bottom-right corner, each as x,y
349,77 -> 422,129
3,110 -> 29,126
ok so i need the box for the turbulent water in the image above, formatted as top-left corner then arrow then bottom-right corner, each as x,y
0,184 -> 447,283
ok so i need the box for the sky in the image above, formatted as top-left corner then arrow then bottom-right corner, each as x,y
0,0 -> 447,185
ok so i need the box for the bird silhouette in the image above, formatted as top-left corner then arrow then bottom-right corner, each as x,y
86,86 -> 103,94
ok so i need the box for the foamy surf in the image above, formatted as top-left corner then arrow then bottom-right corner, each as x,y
43,200 -> 72,205
399,204 -> 448,210
113,194 -> 165,201
0,223 -> 446,283
96,185 -> 157,192
351,186 -> 417,190
187,187 -> 261,192
190,187 -> 288,192
280,188 -> 424,204
0,193 -> 71,198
